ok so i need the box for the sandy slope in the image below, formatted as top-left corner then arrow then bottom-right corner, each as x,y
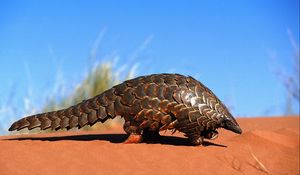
0,116 -> 299,175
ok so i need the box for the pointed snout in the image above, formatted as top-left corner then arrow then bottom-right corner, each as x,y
233,125 -> 242,134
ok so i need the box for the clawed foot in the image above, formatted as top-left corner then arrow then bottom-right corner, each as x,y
123,134 -> 143,144
204,130 -> 218,140
190,136 -> 204,146
123,129 -> 161,144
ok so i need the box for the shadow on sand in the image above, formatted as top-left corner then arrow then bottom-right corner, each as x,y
5,133 -> 227,147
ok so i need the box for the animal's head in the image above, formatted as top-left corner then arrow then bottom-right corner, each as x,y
221,115 -> 242,134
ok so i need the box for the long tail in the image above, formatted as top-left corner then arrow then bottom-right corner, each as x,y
8,92 -> 117,131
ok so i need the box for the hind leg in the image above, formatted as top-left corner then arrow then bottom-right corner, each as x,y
123,121 -> 143,144
123,134 -> 143,144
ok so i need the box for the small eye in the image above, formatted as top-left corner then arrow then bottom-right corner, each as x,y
226,121 -> 232,126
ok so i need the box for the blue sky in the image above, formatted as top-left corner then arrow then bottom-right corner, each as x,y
0,0 -> 299,131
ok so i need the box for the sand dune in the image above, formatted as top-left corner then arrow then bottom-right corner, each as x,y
0,116 -> 299,175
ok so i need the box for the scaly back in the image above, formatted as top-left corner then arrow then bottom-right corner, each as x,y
9,73 -> 241,145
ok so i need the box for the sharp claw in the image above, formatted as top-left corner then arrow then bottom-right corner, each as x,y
171,129 -> 177,135
210,133 -> 218,140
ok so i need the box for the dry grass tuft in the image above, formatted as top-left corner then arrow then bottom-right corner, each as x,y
247,146 -> 270,174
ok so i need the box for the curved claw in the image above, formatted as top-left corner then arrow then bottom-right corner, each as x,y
209,131 -> 219,140
204,130 -> 219,140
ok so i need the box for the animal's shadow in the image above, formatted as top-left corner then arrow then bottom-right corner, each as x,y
6,133 -> 227,147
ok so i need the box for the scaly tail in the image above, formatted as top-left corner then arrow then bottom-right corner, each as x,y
8,89 -> 118,131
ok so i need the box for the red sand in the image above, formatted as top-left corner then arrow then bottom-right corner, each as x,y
0,116 -> 299,175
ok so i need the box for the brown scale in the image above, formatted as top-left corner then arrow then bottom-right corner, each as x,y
8,73 -> 242,146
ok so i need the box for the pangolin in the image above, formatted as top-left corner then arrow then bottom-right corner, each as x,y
9,73 -> 242,145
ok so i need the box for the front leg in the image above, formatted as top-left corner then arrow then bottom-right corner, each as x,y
188,134 -> 204,146
204,130 -> 218,140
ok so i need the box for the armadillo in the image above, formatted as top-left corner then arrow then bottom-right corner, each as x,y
9,73 -> 242,145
